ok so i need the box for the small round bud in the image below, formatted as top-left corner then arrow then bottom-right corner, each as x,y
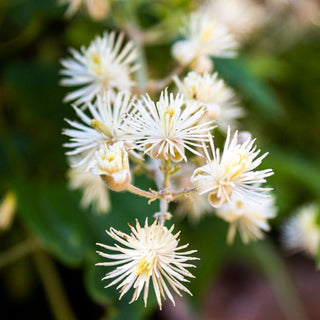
88,142 -> 131,191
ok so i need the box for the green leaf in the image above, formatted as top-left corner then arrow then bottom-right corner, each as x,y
315,205 -> 320,227
264,147 -> 320,198
14,180 -> 92,266
212,57 -> 284,121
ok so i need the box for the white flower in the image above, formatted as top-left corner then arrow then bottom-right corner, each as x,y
63,90 -> 134,168
200,0 -> 266,41
60,0 -> 110,20
191,128 -> 273,208
174,71 -> 243,131
96,219 -> 199,310
282,203 -> 320,256
172,13 -> 238,73
216,194 -> 276,244
125,89 -> 214,162
67,160 -> 110,214
60,31 -> 138,104
88,141 -> 131,191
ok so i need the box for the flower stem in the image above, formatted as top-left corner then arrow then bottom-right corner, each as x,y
163,159 -> 172,189
126,184 -> 159,201
147,64 -> 184,93
33,250 -> 77,320
0,238 -> 38,269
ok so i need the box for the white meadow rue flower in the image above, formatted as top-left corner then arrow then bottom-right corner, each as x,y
67,160 -> 110,214
200,0 -> 266,41
216,194 -> 276,244
191,128 -> 273,208
60,31 -> 138,104
172,13 -> 238,73
88,141 -> 131,191
282,203 -> 320,256
63,90 -> 134,168
60,0 -> 110,20
126,89 -> 214,162
174,71 -> 243,131
96,218 -> 199,309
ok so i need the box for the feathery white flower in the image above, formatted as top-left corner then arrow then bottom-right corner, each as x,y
67,160 -> 110,214
60,0 -> 110,20
174,71 -> 243,131
87,141 -> 131,191
125,89 -> 214,162
191,128 -> 273,208
201,0 -> 266,41
96,219 -> 199,310
172,13 -> 238,73
63,90 -> 134,168
282,203 -> 320,256
60,31 -> 138,104
216,194 -> 276,244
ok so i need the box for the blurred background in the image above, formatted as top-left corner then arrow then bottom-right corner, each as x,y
0,0 -> 320,319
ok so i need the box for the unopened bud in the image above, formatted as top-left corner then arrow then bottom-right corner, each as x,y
88,142 -> 131,191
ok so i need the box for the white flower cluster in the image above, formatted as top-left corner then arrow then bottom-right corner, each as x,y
60,2 -> 276,310
282,203 -> 320,257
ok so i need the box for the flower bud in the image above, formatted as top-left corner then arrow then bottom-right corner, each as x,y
88,142 -> 131,191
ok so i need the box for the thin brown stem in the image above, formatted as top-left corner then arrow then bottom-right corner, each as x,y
146,65 -> 184,93
0,238 -> 38,269
126,184 -> 160,201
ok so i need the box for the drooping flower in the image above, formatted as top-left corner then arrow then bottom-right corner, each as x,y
87,141 -> 131,191
282,203 -> 320,257
171,13 -> 238,73
96,219 -> 199,309
200,0 -> 266,41
63,90 -> 134,168
67,159 -> 110,214
191,128 -> 273,208
125,89 -> 214,162
216,194 -> 276,244
60,31 -> 138,104
174,71 -> 243,131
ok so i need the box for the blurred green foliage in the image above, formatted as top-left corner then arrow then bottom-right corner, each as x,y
0,0 -> 320,319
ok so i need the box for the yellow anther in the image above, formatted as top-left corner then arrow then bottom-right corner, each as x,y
90,119 -> 112,138
135,257 -> 151,275
165,106 -> 175,118
201,23 -> 216,42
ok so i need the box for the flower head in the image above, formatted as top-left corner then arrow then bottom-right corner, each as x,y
282,203 -> 320,256
174,71 -> 243,131
191,128 -> 273,208
88,141 -> 131,191
172,13 -> 238,73
96,219 -> 199,309
200,0 -> 266,41
216,194 -> 276,244
60,31 -> 138,104
126,89 -> 213,162
63,90 -> 134,168
67,159 -> 110,214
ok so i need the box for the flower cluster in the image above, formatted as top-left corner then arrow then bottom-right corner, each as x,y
282,203 -> 320,257
60,2 -> 277,310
